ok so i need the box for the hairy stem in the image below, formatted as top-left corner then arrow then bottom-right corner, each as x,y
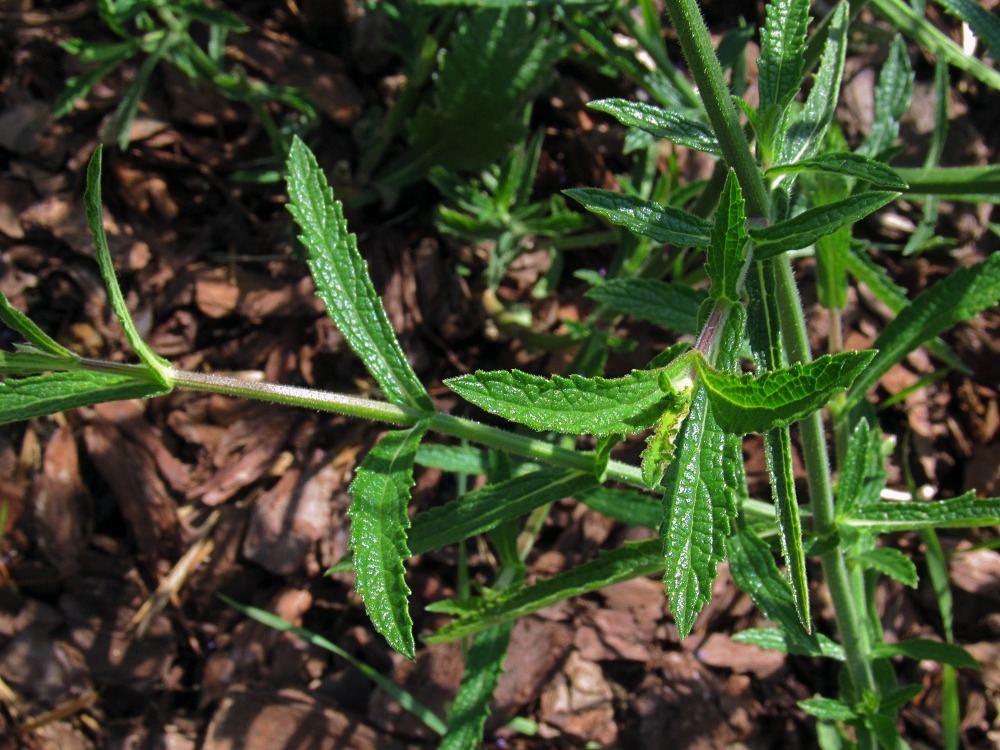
79,359 -> 645,486
661,0 -> 879,714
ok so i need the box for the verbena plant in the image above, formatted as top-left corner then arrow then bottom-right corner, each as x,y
4,0 -> 1000,747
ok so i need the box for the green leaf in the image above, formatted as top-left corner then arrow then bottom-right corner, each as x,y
220,595 -> 447,736
588,98 -> 720,155
799,697 -> 859,721
383,9 -> 560,187
578,486 -> 661,529
847,252 -> 1000,406
0,370 -> 169,425
766,153 -> 909,190
732,627 -> 845,661
851,548 -> 918,588
84,146 -> 173,387
409,469 -> 597,555
286,137 -> 432,412
415,443 -> 490,474
870,0 -> 1000,90
425,539 -> 663,643
844,245 -> 966,373
106,31 -> 174,149
0,293 -> 75,358
750,192 -> 899,259
564,188 -> 712,247
54,59 -> 124,118
842,492 -> 1000,531
727,520 -> 825,654
0,351 -> 80,375
935,0 -> 1000,58
780,2 -> 848,163
439,623 -> 513,750
445,367 -> 688,436
858,36 -> 913,158
836,419 -> 887,517
585,278 -> 707,335
873,639 -> 980,671
693,350 -> 875,435
706,171 -> 747,303
660,382 -> 738,638
348,422 -> 428,659
764,426 -> 810,628
757,0 -> 810,112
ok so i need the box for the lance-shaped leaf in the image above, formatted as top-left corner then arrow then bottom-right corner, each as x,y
660,382 -> 739,638
0,370 -> 169,425
426,539 -> 663,643
749,191 -> 899,259
780,2 -> 848,163
765,152 -> 909,190
409,468 -> 597,555
445,366 -> 690,436
936,0 -> 1000,59
348,421 -> 428,659
286,137 -> 432,411
859,36 -> 913,158
85,146 -> 173,387
851,548 -> 918,588
585,278 -> 706,335
692,350 -> 875,435
0,292 -> 75,358
745,261 -> 810,626
641,395 -> 692,488
439,623 -> 513,750
757,0 -> 810,112
846,252 -> 1000,406
841,492 -> 1000,532
727,518 -> 824,655
706,171 -> 747,303
588,98 -> 720,155
564,188 -> 712,247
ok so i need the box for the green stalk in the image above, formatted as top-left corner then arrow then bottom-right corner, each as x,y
662,0 -> 879,716
662,0 -> 770,219
78,358 -> 646,488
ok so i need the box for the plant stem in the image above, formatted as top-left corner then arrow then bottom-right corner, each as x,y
79,358 -> 646,487
662,0 -> 770,219
661,0 -> 879,716
773,259 -> 878,705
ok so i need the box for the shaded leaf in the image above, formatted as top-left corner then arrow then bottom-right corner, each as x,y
0,293 -> 75,358
873,639 -> 980,670
439,623 -> 513,750
585,278 -> 707,335
852,548 -> 918,588
766,152 -> 909,190
732,627 -> 845,661
564,188 -> 712,247
935,0 -> 1000,59
425,539 -> 662,643
409,468 -> 597,555
750,191 -> 899,259
847,252 -> 1000,405
859,36 -> 913,158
